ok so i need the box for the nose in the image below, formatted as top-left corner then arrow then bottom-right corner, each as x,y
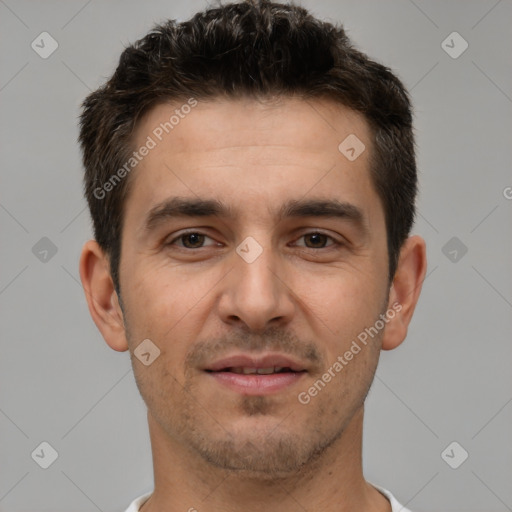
217,241 -> 296,332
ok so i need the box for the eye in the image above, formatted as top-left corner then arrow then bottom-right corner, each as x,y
167,231 -> 218,249
293,232 -> 338,249
165,231 -> 340,251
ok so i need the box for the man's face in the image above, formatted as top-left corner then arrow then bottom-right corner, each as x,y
118,97 -> 390,477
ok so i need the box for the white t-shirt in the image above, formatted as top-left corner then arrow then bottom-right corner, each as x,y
124,484 -> 411,511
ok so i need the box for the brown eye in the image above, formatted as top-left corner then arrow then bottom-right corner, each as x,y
167,232 -> 217,249
304,233 -> 329,248
180,233 -> 206,248
295,232 -> 337,249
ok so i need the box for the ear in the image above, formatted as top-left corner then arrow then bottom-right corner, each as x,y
381,235 -> 427,351
79,240 -> 128,352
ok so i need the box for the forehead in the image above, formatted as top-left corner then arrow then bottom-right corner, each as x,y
134,96 -> 370,161
124,96 -> 380,230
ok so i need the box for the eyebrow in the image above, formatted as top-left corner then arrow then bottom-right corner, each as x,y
143,196 -> 366,233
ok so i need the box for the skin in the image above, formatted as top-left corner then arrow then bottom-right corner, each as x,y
80,96 -> 427,512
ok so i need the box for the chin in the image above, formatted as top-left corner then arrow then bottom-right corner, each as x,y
187,421 -> 343,481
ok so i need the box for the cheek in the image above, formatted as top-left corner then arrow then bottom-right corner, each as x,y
291,265 -> 386,344
122,258 -> 224,348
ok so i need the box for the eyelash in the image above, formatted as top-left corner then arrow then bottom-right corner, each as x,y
166,230 -> 341,250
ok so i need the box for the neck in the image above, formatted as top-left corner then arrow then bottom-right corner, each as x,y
139,406 -> 391,512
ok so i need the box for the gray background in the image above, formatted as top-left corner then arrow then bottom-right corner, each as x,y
1,0 -> 511,511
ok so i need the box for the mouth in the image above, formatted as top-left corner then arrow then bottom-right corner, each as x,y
203,354 -> 308,395
217,366 -> 300,375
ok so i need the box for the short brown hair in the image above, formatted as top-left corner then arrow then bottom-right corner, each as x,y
79,0 -> 417,294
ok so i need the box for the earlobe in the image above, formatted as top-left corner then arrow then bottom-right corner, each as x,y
381,235 -> 427,351
79,240 -> 129,352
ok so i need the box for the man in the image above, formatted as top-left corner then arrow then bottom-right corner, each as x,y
78,1 -> 427,510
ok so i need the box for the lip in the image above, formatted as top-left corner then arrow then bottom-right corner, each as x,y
203,352 -> 308,396
208,371 -> 305,395
204,353 -> 307,372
